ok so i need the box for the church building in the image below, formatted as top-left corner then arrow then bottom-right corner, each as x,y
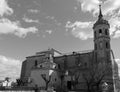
20,5 -> 116,92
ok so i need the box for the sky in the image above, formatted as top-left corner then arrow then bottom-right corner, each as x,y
0,0 -> 120,80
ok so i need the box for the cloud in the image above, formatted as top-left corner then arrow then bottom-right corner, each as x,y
109,17 -> 120,38
46,30 -> 52,34
77,0 -> 100,15
45,16 -> 55,20
28,9 -> 40,13
0,0 -> 39,38
0,18 -> 38,38
76,0 -> 120,39
0,0 -> 13,16
23,15 -> 39,23
102,0 -> 120,16
115,59 -> 120,62
113,31 -> 120,38
45,16 -> 61,26
0,55 -> 21,80
77,0 -> 120,16
66,21 -> 94,40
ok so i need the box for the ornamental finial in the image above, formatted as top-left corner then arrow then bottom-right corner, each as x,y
98,4 -> 103,19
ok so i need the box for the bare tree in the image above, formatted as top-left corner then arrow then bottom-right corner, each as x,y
83,71 -> 95,92
83,62 -> 110,92
72,71 -> 81,89
41,74 -> 51,90
11,81 -> 17,87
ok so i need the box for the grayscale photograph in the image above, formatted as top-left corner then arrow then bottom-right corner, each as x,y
0,0 -> 119,92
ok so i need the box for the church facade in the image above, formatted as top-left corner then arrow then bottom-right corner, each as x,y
20,5 -> 115,92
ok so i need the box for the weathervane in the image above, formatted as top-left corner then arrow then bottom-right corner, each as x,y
98,0 -> 107,19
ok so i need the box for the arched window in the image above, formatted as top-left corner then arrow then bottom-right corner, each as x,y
99,29 -> 102,36
105,29 -> 108,35
99,29 -> 102,33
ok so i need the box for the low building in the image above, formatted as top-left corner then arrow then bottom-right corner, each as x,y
20,48 -> 61,83
28,59 -> 60,89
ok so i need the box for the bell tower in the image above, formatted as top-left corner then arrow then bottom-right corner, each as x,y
93,5 -> 114,92
93,5 -> 111,62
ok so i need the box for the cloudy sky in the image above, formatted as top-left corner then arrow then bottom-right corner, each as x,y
0,0 -> 120,80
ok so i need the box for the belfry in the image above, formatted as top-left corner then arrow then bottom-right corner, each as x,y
93,5 -> 111,62
93,5 -> 114,92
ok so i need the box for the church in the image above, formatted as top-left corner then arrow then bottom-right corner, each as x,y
20,5 -> 117,92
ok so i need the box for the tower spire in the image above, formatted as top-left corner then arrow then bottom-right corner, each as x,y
98,4 -> 103,19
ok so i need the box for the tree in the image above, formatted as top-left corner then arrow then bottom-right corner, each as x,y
93,63 -> 108,91
82,71 -> 94,92
71,70 -> 81,89
4,77 -> 10,87
83,62 -> 110,92
41,74 -> 51,90
16,79 -> 23,86
5,77 -> 10,82
11,81 -> 17,87
16,78 -> 28,86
